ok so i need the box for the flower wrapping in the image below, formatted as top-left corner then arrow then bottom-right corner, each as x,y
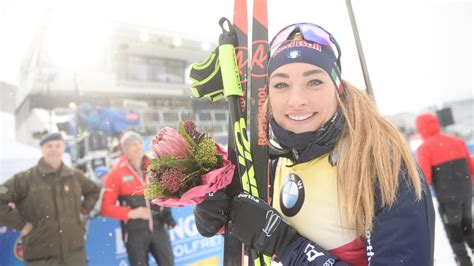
151,157 -> 234,207
144,120 -> 234,207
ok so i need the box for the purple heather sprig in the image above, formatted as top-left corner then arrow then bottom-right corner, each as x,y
160,168 -> 187,193
182,120 -> 201,140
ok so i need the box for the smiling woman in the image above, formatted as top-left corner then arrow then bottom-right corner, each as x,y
269,63 -> 338,133
194,22 -> 436,266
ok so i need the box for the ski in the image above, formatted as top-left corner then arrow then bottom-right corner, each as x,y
223,1 -> 248,265
249,0 -> 269,206
234,0 -> 249,116
189,1 -> 270,264
249,1 -> 270,265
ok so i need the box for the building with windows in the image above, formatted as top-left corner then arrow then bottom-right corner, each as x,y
15,19 -> 228,147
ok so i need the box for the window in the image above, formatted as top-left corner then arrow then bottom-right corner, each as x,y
214,112 -> 227,121
163,112 -> 179,122
198,113 -> 212,121
127,56 -> 148,81
166,60 -> 186,83
149,58 -> 168,82
116,54 -> 186,84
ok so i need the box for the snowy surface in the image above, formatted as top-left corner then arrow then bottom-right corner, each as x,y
433,197 -> 459,266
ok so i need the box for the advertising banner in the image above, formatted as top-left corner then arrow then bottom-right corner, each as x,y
0,206 -> 223,266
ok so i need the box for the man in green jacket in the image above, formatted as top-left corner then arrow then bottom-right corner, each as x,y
0,132 -> 100,266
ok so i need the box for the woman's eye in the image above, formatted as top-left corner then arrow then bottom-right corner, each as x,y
272,82 -> 289,89
308,79 -> 322,86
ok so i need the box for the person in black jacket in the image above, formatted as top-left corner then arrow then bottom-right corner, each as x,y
193,23 -> 435,265
416,113 -> 474,265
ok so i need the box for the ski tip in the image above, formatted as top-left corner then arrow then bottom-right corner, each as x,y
233,0 -> 248,33
253,0 -> 268,27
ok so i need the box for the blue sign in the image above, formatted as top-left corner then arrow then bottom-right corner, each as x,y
0,226 -> 24,266
0,206 -> 223,266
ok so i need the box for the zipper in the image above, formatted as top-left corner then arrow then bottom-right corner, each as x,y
52,172 -> 64,260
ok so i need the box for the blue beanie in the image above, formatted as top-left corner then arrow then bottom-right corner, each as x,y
268,40 -> 343,95
39,132 -> 64,146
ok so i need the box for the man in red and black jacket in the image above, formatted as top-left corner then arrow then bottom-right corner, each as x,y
416,113 -> 474,265
101,131 -> 175,266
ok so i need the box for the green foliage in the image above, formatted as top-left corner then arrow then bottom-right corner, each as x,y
193,138 -> 219,170
145,120 -> 224,199
143,182 -> 165,200
150,156 -> 199,174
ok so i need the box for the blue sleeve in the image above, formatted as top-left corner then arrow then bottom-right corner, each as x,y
280,236 -> 349,265
367,174 -> 435,265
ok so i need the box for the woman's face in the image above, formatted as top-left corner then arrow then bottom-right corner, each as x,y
269,62 -> 338,134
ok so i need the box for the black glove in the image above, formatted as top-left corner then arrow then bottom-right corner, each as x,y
193,190 -> 231,237
230,193 -> 299,260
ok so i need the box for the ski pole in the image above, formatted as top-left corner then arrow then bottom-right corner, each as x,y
346,0 -> 376,103
217,17 -> 270,266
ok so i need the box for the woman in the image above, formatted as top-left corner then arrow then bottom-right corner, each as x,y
194,23 -> 435,265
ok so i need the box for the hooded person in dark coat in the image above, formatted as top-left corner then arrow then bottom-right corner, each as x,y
416,113 -> 474,265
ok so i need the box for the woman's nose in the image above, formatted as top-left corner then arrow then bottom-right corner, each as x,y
287,87 -> 308,108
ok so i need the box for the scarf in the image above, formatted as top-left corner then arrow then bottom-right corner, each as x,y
268,111 -> 345,164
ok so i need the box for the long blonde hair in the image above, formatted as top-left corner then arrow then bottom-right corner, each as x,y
335,81 -> 422,235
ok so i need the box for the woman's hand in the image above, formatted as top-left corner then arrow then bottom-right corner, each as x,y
193,190 -> 231,237
230,193 -> 299,259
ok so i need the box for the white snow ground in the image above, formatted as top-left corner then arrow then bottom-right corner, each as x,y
432,196 -> 471,266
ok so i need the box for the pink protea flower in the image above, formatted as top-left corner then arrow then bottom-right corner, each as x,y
151,127 -> 189,158
161,168 -> 187,193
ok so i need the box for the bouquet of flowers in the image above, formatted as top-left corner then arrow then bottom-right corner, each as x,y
144,120 -> 235,207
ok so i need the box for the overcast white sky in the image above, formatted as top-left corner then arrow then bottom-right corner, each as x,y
0,0 -> 472,115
